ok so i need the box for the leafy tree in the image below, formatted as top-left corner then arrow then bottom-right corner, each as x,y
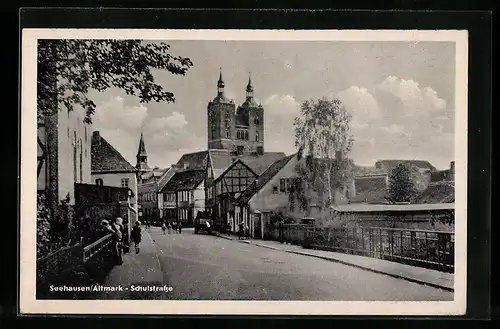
37,39 -> 194,123
291,98 -> 355,210
388,164 -> 417,203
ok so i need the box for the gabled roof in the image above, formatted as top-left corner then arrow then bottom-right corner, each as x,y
212,159 -> 257,185
208,149 -> 287,179
375,159 -> 436,172
354,165 -> 386,176
175,151 -> 209,171
235,153 -> 297,204
91,131 -> 137,173
162,169 -> 205,192
412,182 -> 455,204
431,169 -> 452,182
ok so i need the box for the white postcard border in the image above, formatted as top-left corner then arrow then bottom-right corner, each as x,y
20,29 -> 468,315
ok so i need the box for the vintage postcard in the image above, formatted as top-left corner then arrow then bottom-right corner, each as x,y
21,29 -> 468,315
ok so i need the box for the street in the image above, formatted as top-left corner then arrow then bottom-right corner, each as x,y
110,227 -> 453,301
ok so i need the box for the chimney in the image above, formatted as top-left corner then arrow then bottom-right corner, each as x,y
450,161 -> 455,181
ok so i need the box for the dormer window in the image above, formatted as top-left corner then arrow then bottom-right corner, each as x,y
184,163 -> 190,169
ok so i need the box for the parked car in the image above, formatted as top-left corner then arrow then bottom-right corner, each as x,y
194,212 -> 213,234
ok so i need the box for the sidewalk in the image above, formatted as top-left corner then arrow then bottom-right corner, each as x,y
98,228 -> 165,299
213,232 -> 454,292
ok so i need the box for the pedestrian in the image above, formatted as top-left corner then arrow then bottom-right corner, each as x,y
112,217 -> 124,265
167,222 -> 172,234
146,220 -> 151,231
131,221 -> 142,254
238,221 -> 244,240
227,221 -> 231,237
172,221 -> 177,234
178,221 -> 182,234
162,222 -> 167,235
245,224 -> 250,239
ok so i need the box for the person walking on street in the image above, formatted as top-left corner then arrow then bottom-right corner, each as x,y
112,217 -> 124,265
167,222 -> 172,234
178,221 -> 182,234
131,221 -> 142,254
227,221 -> 232,237
172,221 -> 177,234
161,222 -> 167,235
238,221 -> 244,240
245,224 -> 250,239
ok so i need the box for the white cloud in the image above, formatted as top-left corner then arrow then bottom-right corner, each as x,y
376,76 -> 447,116
336,86 -> 381,124
336,76 -> 453,169
93,96 -> 148,131
263,94 -> 301,155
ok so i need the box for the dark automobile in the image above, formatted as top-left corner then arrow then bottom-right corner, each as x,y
194,212 -> 213,234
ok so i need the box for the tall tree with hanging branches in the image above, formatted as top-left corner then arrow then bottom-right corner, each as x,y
291,97 -> 355,211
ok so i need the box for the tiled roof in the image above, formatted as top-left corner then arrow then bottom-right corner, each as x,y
91,131 -> 137,173
413,182 -> 455,204
375,159 -> 436,172
332,202 -> 455,213
162,169 -> 205,192
354,166 -> 386,176
431,169 -> 452,182
175,151 -> 208,171
209,150 -> 287,179
235,153 -> 296,204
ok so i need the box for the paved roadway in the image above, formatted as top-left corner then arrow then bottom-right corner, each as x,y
127,227 -> 453,301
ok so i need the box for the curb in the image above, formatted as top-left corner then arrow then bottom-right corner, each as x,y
242,241 -> 454,292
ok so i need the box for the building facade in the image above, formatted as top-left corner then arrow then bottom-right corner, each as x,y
160,169 -> 206,226
207,71 -> 264,154
38,102 -> 92,204
90,131 -> 138,225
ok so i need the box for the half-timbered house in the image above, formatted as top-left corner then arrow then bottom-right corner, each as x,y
204,149 -> 286,229
160,169 -> 206,226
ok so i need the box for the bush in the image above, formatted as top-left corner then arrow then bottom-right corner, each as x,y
37,193 -> 75,259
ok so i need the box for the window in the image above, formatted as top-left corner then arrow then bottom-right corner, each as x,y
226,130 -> 231,138
254,117 -> 260,125
257,146 -> 264,155
272,186 -> 279,194
236,146 -> 244,155
244,131 -> 248,140
121,178 -> 129,188
255,131 -> 259,142
95,178 -> 103,186
279,178 -> 286,192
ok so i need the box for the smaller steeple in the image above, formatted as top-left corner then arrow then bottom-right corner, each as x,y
217,67 -> 225,94
137,132 -> 147,157
246,72 -> 254,99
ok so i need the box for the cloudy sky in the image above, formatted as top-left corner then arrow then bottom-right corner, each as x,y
89,40 -> 455,170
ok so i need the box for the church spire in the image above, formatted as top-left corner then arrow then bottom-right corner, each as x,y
246,72 -> 254,99
217,67 -> 225,91
137,132 -> 147,157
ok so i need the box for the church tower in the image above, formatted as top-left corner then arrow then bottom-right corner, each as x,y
207,69 -> 236,150
207,70 -> 264,154
135,132 -> 150,176
234,73 -> 264,154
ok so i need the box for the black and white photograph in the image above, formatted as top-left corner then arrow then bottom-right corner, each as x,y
21,29 -> 468,315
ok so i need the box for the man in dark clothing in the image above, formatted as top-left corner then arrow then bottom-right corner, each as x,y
131,221 -> 142,254
178,221 -> 182,234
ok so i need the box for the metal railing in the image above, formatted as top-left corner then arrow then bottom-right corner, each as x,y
267,224 -> 454,273
82,233 -> 114,263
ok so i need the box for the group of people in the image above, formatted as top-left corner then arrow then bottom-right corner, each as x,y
100,217 -> 143,266
161,221 -> 183,235
226,217 -> 250,240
